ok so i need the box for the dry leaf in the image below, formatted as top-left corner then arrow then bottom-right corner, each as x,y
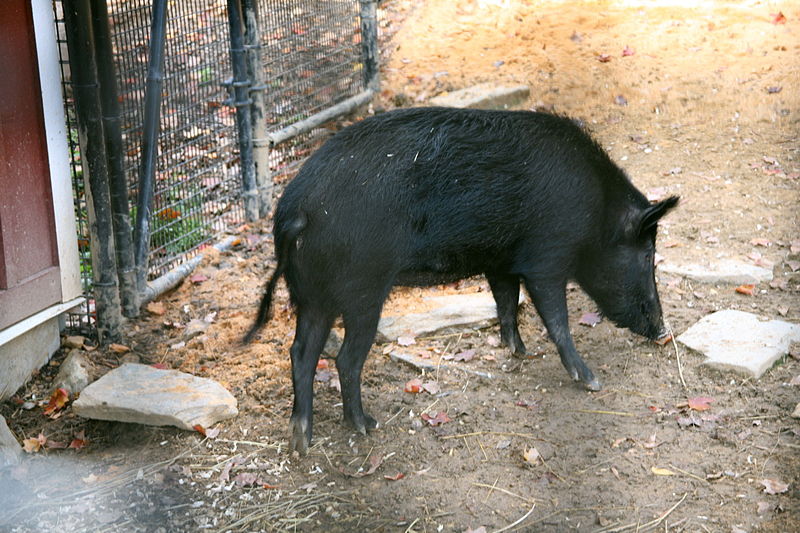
43,388 -> 70,417
642,433 -> 660,449
761,478 -> 789,495
454,349 -> 476,362
688,397 -> 714,411
146,301 -> 166,316
384,472 -> 405,481
397,335 -> 416,347
579,312 -> 602,327
404,378 -> 422,393
342,453 -> 383,478
651,466 -> 676,476
69,430 -> 87,450
735,284 -> 755,295
523,447 -> 540,465
109,343 -> 130,354
23,433 -> 47,453
421,381 -> 440,395
421,411 -> 451,426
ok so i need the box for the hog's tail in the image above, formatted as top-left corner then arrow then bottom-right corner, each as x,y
242,213 -> 307,344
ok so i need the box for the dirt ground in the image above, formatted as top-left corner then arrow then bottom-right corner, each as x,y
2,1 -> 799,531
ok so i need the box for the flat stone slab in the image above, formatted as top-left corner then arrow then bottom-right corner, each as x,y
429,84 -> 530,110
389,350 -> 494,380
377,292 -> 519,344
658,259 -> 773,284
73,363 -> 238,430
678,310 -> 800,378
0,414 -> 21,467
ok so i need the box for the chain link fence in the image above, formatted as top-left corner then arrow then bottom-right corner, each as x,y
53,0 -> 382,337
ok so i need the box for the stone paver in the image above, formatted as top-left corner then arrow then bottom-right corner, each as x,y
0,414 -> 21,467
658,258 -> 773,284
429,84 -> 530,110
377,292 -> 521,344
677,309 -> 800,378
73,363 -> 238,430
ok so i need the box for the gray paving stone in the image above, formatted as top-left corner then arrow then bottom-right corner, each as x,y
73,363 -> 238,430
677,310 -> 800,378
0,414 -> 21,467
658,258 -> 773,284
377,292 -> 519,344
429,84 -> 530,110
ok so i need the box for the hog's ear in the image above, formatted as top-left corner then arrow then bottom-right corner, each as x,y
638,196 -> 679,237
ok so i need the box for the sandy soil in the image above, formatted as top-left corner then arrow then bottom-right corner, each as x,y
2,1 -> 799,532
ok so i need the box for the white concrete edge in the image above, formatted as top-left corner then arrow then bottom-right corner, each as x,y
31,0 -> 83,301
0,297 -> 84,348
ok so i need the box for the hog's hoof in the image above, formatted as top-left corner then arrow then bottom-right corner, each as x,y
289,418 -> 311,456
345,412 -> 379,436
583,377 -> 602,391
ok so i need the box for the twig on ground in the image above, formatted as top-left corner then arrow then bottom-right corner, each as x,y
666,324 -> 687,389
492,502 -> 536,533
440,431 -> 538,440
572,409 -> 636,417
591,492 -> 687,533
471,482 -> 535,505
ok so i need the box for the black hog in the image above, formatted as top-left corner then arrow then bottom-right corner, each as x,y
245,107 -> 678,454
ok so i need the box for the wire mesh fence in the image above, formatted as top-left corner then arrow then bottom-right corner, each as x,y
53,0 -> 381,337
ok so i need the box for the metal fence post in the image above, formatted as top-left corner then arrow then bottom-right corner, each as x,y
359,0 -> 380,92
226,0 -> 259,222
133,0 -> 168,294
241,0 -> 272,218
62,0 -> 122,343
90,0 -> 139,317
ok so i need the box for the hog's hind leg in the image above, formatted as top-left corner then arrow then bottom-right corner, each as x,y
487,273 -> 527,356
289,307 -> 334,455
336,299 -> 386,436
522,276 -> 601,391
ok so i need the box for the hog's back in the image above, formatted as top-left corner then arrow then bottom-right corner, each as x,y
276,108 -> 627,279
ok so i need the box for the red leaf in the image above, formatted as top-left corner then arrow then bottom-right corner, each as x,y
404,378 -> 422,393
688,397 -> 714,411
69,430 -> 87,450
316,359 -> 329,370
622,45 -> 635,56
597,53 -> 612,62
151,363 -> 169,370
193,424 -> 207,436
735,284 -> 755,295
189,273 -> 209,284
771,11 -> 787,25
384,472 -> 405,481
43,388 -> 70,417
421,411 -> 452,426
